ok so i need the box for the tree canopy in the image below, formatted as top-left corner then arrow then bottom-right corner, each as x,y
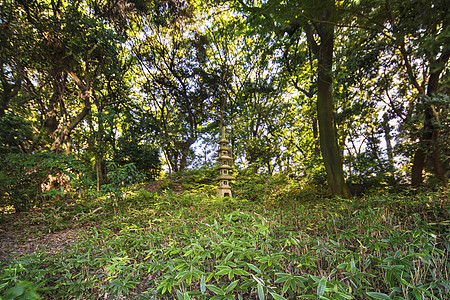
1,0 -> 449,207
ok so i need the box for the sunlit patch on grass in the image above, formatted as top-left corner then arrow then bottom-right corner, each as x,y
0,205 -> 15,214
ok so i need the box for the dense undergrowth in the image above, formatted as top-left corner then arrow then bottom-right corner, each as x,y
0,172 -> 449,299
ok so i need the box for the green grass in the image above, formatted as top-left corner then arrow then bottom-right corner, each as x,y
0,177 -> 449,299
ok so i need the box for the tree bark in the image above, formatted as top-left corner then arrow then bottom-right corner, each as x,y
179,136 -> 196,171
382,113 -> 394,171
305,2 -> 351,198
50,70 -> 92,152
387,0 -> 449,186
316,31 -> 351,197
96,158 -> 104,191
411,50 -> 449,186
0,60 -> 23,118
94,98 -> 105,191
50,96 -> 91,152
411,105 -> 447,186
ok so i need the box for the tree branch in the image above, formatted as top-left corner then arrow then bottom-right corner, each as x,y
304,23 -> 319,56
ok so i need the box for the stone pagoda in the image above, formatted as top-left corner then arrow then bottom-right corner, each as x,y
215,128 -> 235,197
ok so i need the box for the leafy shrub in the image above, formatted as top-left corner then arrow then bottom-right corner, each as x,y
101,162 -> 145,215
233,171 -> 282,201
115,137 -> 161,180
0,113 -> 34,155
0,152 -> 80,212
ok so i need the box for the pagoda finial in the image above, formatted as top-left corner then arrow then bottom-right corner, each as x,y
221,126 -> 225,139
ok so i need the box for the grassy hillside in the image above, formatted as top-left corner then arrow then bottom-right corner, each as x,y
0,172 -> 448,299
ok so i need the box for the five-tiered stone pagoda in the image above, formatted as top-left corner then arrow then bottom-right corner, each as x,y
215,127 -> 235,197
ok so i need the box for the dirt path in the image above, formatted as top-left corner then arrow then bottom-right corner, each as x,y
0,225 -> 80,261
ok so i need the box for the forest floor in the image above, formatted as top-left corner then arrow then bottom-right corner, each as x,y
0,174 -> 193,261
0,178 -> 448,299
0,208 -> 84,261
0,223 -> 80,261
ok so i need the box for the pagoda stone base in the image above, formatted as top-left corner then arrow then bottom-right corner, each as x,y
217,186 -> 232,198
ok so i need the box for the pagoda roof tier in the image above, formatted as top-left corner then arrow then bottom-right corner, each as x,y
214,174 -> 236,181
216,145 -> 230,152
218,138 -> 229,144
215,164 -> 233,170
218,155 -> 232,160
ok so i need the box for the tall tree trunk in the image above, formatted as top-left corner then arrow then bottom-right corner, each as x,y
312,117 -> 320,156
411,51 -> 449,186
305,2 -> 351,198
94,99 -> 105,191
51,71 -> 92,152
50,97 -> 91,152
382,113 -> 395,171
179,152 -> 188,172
167,150 -> 179,173
179,136 -> 196,171
316,32 -> 351,198
45,72 -> 65,136
95,158 -> 104,191
411,105 -> 447,186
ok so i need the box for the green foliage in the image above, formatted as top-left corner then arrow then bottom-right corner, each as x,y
2,281 -> 41,300
0,113 -> 34,155
1,182 -> 448,299
233,171 -> 289,202
116,135 -> 161,181
1,0 -> 450,297
101,162 -> 145,214
0,152 -> 80,212
167,168 -> 217,191
105,162 -> 145,188
2,0 -> 449,192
